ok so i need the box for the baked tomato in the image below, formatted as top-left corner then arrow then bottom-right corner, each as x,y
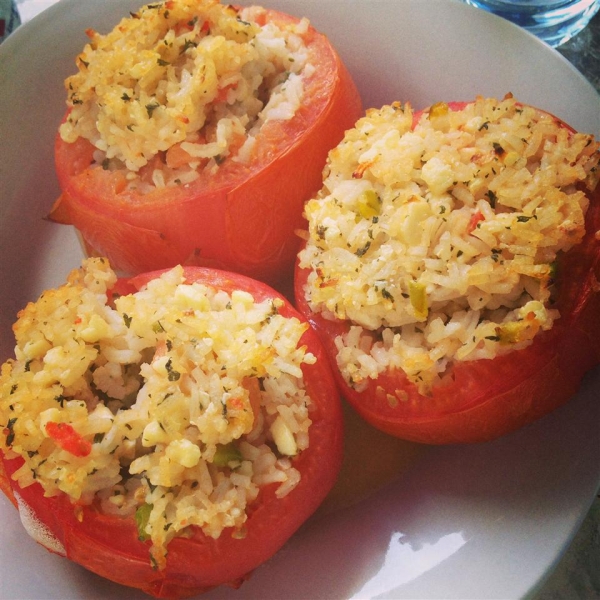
295,96 -> 600,445
50,0 -> 363,286
0,260 -> 343,598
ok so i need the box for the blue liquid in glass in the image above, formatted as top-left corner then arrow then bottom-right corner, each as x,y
462,0 -> 600,46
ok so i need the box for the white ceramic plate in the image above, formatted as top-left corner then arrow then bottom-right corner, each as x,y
1,1 -> 599,598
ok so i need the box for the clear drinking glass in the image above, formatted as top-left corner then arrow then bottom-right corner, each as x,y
461,0 -> 600,46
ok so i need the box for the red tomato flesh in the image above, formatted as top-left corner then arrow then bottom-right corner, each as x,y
294,101 -> 600,445
0,267 -> 343,598
51,7 -> 363,286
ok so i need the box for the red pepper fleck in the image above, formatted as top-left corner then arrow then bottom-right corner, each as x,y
215,83 -> 237,103
467,211 -> 485,234
46,422 -> 92,457
352,160 -> 375,179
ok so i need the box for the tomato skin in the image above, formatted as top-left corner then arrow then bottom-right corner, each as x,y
51,8 -> 363,286
294,103 -> 600,445
1,267 -> 343,598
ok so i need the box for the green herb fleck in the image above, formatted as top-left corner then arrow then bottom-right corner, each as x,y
381,288 -> 394,302
355,241 -> 371,257
145,101 -> 160,117
165,359 -> 180,382
316,225 -> 327,240
180,39 -> 198,54
152,321 -> 165,333
485,190 -> 497,208
5,418 -> 17,445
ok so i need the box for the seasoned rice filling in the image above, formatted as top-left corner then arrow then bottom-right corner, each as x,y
298,95 -> 599,394
0,258 -> 314,568
59,0 -> 313,190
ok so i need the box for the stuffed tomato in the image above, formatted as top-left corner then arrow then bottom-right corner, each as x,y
295,95 -> 600,445
51,0 -> 362,285
0,258 -> 343,598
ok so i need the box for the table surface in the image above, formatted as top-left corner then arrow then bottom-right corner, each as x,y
5,2 -> 600,599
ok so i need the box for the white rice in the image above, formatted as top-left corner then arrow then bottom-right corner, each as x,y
59,0 -> 313,191
0,258 -> 315,569
298,95 -> 599,394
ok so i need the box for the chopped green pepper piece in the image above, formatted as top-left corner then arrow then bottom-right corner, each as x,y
496,321 -> 527,344
356,190 -> 381,220
213,442 -> 242,467
135,503 -> 153,541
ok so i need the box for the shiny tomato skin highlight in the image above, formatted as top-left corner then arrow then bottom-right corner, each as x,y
1,267 -> 344,598
294,104 -> 600,445
52,8 -> 363,286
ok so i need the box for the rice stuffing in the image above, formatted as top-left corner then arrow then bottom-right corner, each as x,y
0,258 -> 315,569
59,0 -> 314,190
298,95 -> 599,395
